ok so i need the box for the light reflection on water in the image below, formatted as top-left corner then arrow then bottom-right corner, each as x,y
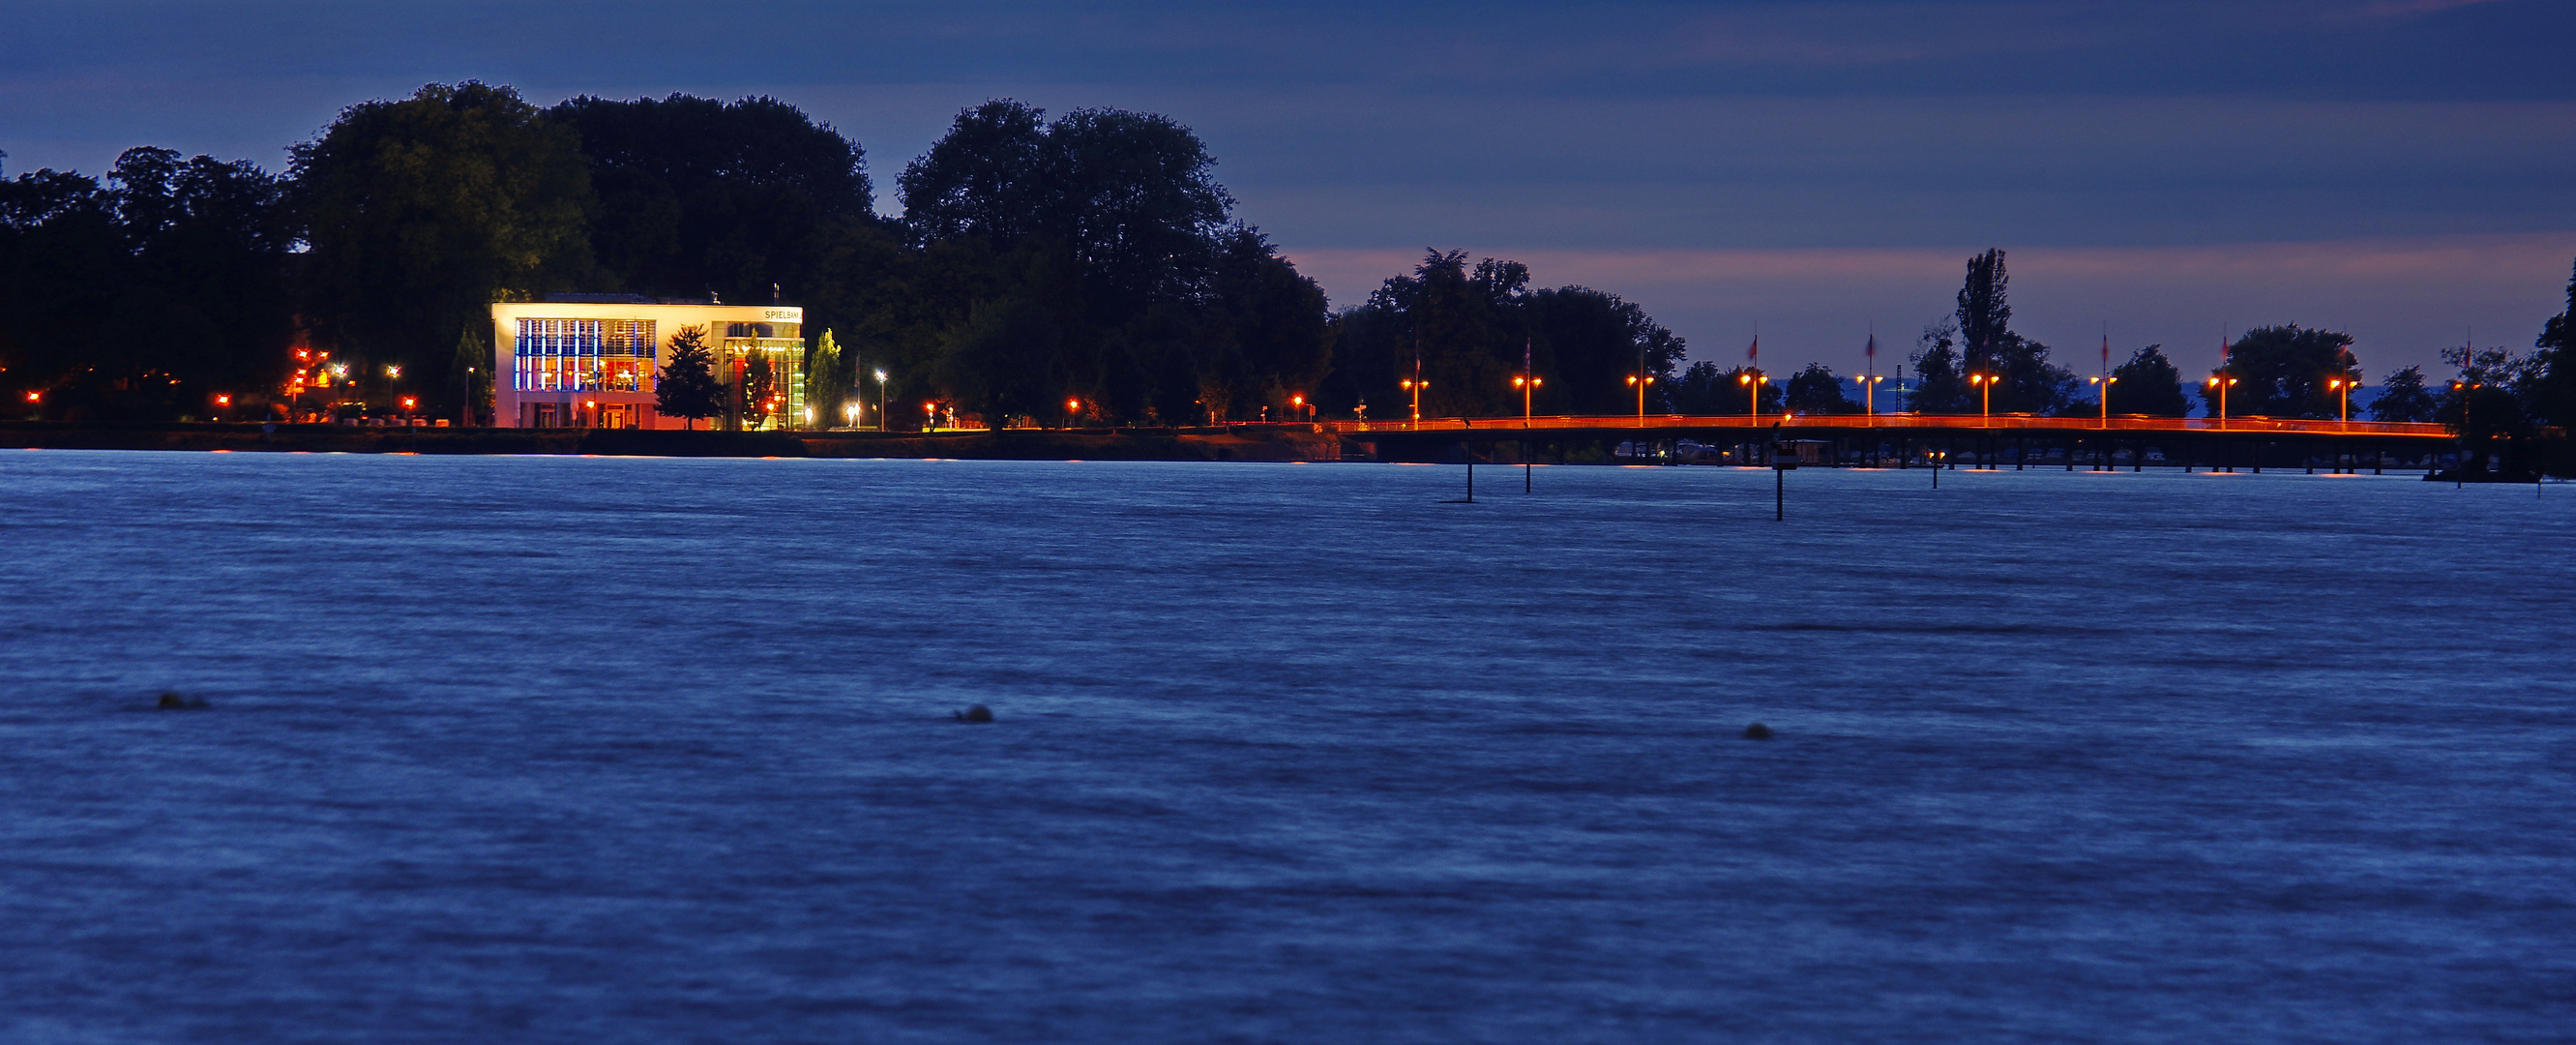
2,450 -> 2570,1043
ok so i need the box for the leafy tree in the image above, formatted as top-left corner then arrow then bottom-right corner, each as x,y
292,81 -> 596,418
938,295 -> 1063,428
655,324 -> 723,429
2531,257 -> 2576,432
2211,325 -> 2356,418
548,93 -> 873,304
1785,363 -> 1857,414
741,355 -> 778,430
1524,284 -> 1684,415
1945,250 -> 2074,413
807,328 -> 848,427
1908,321 -> 1969,414
1668,363 -> 1782,415
2370,365 -> 2437,423
2109,343 -> 2190,417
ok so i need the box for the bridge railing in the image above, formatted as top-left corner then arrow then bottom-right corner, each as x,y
1313,414 -> 2452,438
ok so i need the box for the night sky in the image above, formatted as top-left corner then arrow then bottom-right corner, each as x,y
9,0 -> 2572,375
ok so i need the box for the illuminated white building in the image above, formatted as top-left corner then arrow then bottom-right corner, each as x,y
490,295 -> 807,429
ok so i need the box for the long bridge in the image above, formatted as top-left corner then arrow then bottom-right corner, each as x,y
1313,413 -> 2459,473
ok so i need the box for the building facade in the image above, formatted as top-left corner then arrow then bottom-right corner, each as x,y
491,296 -> 808,430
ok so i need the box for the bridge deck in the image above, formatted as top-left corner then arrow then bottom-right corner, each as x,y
1321,414 -> 2450,439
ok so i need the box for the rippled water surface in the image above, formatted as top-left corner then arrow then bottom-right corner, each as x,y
3,450 -> 2571,1043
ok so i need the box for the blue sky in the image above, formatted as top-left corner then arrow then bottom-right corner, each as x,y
8,0 -> 2572,376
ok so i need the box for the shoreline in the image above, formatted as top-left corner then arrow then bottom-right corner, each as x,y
0,422 -> 1362,463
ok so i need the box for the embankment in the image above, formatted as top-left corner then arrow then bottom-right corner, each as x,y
0,422 -> 1360,462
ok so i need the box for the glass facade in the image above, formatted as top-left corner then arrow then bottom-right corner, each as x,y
514,318 -> 658,392
722,324 -> 808,430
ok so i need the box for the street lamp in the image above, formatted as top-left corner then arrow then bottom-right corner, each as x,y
2206,374 -> 2238,425
2087,374 -> 2117,429
2326,376 -> 2357,425
1969,373 -> 1995,421
1401,377 -> 1427,426
384,365 -> 400,416
874,370 -> 890,432
1065,397 -> 1082,428
1854,373 -> 1884,416
844,402 -> 861,428
1626,373 -> 1654,423
1511,374 -> 1542,424
1736,371 -> 1767,420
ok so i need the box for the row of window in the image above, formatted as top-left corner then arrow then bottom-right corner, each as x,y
517,318 -> 659,356
516,357 -> 653,393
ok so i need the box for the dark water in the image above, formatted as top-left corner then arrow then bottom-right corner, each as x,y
3,450 -> 2570,1043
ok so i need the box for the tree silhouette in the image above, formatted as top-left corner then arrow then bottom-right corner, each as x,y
2109,344 -> 2190,417
655,325 -> 723,429
2370,365 -> 2437,423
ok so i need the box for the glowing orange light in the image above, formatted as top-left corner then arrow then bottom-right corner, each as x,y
215,395 -> 231,405
24,392 -> 39,403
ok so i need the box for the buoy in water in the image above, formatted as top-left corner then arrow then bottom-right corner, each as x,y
955,704 -> 994,724
1742,722 -> 1772,740
156,692 -> 206,710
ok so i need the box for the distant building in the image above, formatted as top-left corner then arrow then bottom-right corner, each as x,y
490,295 -> 807,429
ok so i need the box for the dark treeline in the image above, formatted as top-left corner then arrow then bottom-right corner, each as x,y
6,81 -> 2573,440
0,84 -> 1682,428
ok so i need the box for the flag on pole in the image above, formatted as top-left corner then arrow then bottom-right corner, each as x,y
1747,336 -> 1759,365
1865,334 -> 1877,362
2101,335 -> 2111,371
1525,337 -> 1532,375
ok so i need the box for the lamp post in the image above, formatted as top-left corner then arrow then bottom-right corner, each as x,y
2327,376 -> 2356,426
1513,373 -> 1543,493
1065,397 -> 1082,429
873,370 -> 890,432
924,401 -> 938,432
2087,374 -> 2117,429
1736,372 -> 1767,421
1854,373 -> 1883,416
1627,373 -> 1654,423
1402,377 -> 1427,427
1969,373 -> 1994,422
384,365 -> 400,419
2206,374 -> 2237,427
844,402 -> 861,429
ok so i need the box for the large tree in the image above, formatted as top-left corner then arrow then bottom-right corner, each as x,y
292,81 -> 596,418
655,325 -> 724,429
1944,250 -> 2075,414
2371,365 -> 2437,423
548,94 -> 873,304
1785,363 -> 1858,414
0,149 -> 294,420
2108,344 -> 2190,417
2530,257 -> 2576,433
2211,325 -> 2356,419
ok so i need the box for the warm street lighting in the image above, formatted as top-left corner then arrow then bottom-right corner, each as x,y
1854,373 -> 1884,416
23,391 -> 38,403
873,370 -> 890,432
1401,377 -> 1427,425
1511,374 -> 1542,424
844,402 -> 861,428
1736,371 -> 1768,420
2087,374 -> 2117,429
1969,373 -> 1996,421
2206,374 -> 2238,425
1627,373 -> 1654,423
2326,376 -> 2358,425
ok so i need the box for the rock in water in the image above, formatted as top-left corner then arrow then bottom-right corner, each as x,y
157,692 -> 187,709
956,704 -> 994,724
1742,722 -> 1773,740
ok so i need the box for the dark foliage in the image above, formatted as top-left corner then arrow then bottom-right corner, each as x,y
2207,325 -> 2356,419
292,81 -> 595,418
2109,344 -> 2191,417
1785,363 -> 1858,414
1,147 -> 294,420
655,325 -> 724,429
548,93 -> 873,304
2370,365 -> 2437,423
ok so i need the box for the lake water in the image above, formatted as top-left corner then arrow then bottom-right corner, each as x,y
2,450 -> 2570,1043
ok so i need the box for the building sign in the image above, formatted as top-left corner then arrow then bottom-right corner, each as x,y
762,308 -> 802,321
